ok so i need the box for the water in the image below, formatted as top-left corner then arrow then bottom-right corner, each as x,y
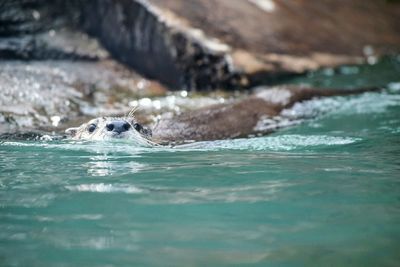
1,59 -> 400,266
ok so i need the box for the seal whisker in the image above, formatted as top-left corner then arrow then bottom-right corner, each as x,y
126,106 -> 139,120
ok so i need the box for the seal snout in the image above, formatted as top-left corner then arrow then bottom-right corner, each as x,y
106,120 -> 131,134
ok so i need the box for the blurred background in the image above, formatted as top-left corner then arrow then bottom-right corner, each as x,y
1,0 -> 400,137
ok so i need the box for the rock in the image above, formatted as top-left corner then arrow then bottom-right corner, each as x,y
152,86 -> 382,143
1,0 -> 399,139
0,0 -> 103,60
4,0 -> 400,91
0,0 -> 169,136
80,0 -> 243,91
0,59 -> 168,136
80,0 -> 400,90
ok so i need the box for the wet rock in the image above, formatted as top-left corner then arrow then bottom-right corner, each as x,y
0,0 -> 100,60
0,0 -> 171,137
80,0 -> 400,90
80,0 -> 244,91
0,0 -> 235,137
0,59 -> 168,136
0,0 -> 80,36
1,0 -> 399,140
4,0 -> 399,91
0,32 -> 103,60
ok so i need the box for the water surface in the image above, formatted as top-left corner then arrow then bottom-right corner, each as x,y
1,59 -> 400,266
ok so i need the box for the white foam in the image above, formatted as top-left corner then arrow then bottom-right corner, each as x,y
178,135 -> 360,151
282,91 -> 400,118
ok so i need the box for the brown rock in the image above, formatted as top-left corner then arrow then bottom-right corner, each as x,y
81,0 -> 400,90
152,86 -> 382,143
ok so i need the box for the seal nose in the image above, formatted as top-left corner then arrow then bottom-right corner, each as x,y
106,121 -> 131,134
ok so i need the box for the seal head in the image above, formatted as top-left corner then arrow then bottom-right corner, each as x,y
66,117 -> 153,146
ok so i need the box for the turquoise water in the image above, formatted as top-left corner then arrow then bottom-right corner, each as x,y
1,59 -> 400,266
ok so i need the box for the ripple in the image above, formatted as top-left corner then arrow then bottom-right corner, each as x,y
143,180 -> 294,204
65,183 -> 144,194
64,179 -> 295,204
178,135 -> 361,151
1,133 -> 361,154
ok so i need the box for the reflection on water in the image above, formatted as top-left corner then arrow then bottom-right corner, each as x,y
84,155 -> 147,177
66,183 -> 144,193
64,178 -> 293,205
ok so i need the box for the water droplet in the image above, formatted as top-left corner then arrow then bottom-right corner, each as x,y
139,98 -> 152,107
180,91 -> 188,97
129,100 -> 139,107
50,116 -> 61,127
367,56 -> 377,65
153,100 -> 161,110
32,10 -> 41,20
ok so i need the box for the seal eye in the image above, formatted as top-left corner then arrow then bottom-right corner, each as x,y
133,123 -> 143,132
87,124 -> 97,133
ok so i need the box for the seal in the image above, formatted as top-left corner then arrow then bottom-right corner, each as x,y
66,86 -> 380,145
65,116 -> 155,146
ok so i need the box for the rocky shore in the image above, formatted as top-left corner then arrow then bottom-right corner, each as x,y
1,0 -> 400,138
